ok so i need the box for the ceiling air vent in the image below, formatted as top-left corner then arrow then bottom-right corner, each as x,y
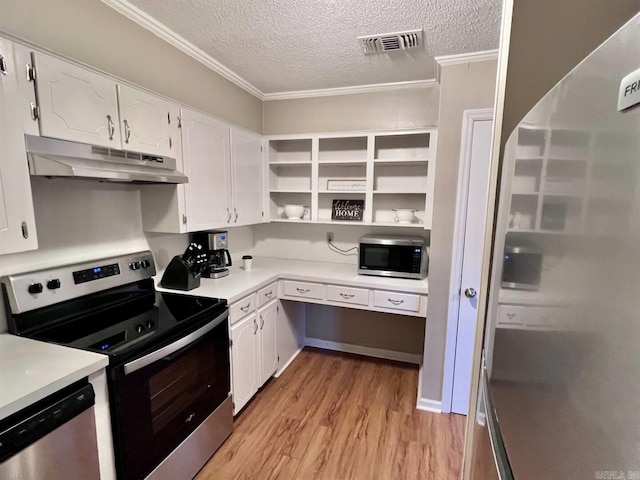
358,29 -> 422,55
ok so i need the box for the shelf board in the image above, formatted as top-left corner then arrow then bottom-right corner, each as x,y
317,219 -> 366,225
515,156 -> 544,161
269,189 -> 312,194
372,221 -> 426,228
372,190 -> 426,195
318,159 -> 367,165
270,218 -> 313,223
506,228 -> 577,235
269,161 -> 312,166
373,158 -> 429,164
319,190 -> 366,194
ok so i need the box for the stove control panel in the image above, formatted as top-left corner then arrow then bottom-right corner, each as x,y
1,250 -> 156,314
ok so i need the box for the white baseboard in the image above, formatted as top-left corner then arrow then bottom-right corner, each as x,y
416,397 -> 442,414
274,347 -> 303,378
304,337 -> 422,364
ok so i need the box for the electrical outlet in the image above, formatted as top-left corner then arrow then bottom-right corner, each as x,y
326,232 -> 334,243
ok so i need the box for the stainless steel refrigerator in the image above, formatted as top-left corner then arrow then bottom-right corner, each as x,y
469,12 -> 640,480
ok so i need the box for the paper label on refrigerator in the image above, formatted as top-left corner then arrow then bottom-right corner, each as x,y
618,68 -> 640,111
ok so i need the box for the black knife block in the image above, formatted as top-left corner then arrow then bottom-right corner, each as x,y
160,256 -> 201,291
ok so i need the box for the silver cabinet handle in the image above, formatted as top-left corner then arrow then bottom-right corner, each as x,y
260,315 -> 264,330
265,290 -> 273,298
124,310 -> 228,375
253,318 -> 258,334
107,115 -> 115,140
123,119 -> 131,143
296,288 -> 310,294
240,303 -> 251,312
0,55 -> 7,75
506,313 -> 516,320
226,208 -> 232,223
21,221 -> 29,239
185,413 -> 195,423
388,298 -> 404,306
464,287 -> 477,298
339,293 -> 355,299
234,208 -> 238,223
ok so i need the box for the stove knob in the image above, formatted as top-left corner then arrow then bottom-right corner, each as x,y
141,260 -> 151,269
28,283 -> 43,294
47,279 -> 61,290
145,320 -> 155,330
135,324 -> 146,334
129,262 -> 141,271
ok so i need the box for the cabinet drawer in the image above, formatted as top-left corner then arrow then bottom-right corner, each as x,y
373,290 -> 421,312
327,285 -> 369,306
282,281 -> 325,300
230,294 -> 256,324
497,305 -> 528,328
257,282 -> 278,307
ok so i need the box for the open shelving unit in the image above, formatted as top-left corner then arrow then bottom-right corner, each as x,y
264,129 -> 436,229
504,125 -> 639,237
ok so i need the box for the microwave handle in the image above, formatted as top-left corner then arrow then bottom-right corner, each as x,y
123,309 -> 228,375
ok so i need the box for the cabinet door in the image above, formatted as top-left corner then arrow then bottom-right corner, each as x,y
0,38 -> 38,254
117,84 -> 173,157
32,52 -> 121,148
230,313 -> 259,415
258,301 -> 278,385
180,109 -> 231,231
231,128 -> 263,226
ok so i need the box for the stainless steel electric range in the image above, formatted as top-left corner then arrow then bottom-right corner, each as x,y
1,251 -> 232,480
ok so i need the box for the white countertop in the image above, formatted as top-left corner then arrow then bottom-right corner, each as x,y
156,256 -> 428,303
0,334 -> 108,420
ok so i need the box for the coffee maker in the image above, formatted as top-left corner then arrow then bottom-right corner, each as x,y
193,230 -> 232,279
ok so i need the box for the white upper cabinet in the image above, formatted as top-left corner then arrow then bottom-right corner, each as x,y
231,128 -> 263,226
181,109 -> 231,231
117,85 -> 173,157
0,38 -> 38,254
32,52 -> 122,149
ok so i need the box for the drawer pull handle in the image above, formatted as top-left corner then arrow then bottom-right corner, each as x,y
240,303 -> 251,312
253,318 -> 258,334
507,313 -> 516,319
296,288 -> 310,294
260,315 -> 264,329
388,298 -> 404,306
339,293 -> 355,299
265,290 -> 273,298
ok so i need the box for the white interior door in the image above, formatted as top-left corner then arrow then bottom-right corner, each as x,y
445,109 -> 494,415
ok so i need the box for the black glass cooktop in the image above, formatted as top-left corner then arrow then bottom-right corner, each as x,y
8,279 -> 227,364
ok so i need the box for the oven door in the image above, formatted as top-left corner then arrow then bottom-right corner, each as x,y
110,310 -> 230,480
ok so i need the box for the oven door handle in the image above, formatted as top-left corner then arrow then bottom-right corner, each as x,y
123,309 -> 229,375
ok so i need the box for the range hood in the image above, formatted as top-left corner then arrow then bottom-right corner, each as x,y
25,135 -> 188,184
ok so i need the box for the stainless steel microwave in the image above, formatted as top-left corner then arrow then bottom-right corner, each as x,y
501,245 -> 543,290
358,235 -> 428,279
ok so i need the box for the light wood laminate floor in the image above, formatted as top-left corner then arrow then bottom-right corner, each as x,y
196,348 -> 465,480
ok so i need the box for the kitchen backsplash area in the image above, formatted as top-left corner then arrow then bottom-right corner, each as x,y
252,222 -> 430,265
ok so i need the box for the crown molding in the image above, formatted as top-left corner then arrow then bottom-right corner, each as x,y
262,79 -> 438,101
101,0 -> 264,99
434,49 -> 499,83
434,49 -> 499,66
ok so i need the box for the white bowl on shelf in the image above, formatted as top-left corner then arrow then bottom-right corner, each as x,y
283,204 -> 308,220
393,209 -> 417,224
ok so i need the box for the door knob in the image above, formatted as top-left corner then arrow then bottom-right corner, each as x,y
464,287 -> 477,298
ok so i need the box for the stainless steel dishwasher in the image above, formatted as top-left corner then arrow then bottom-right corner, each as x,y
0,379 -> 101,480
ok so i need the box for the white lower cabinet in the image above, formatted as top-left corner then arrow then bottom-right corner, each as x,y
230,295 -> 278,415
258,300 -> 278,385
230,312 -> 259,415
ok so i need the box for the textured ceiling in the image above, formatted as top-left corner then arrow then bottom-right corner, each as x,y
123,0 -> 502,94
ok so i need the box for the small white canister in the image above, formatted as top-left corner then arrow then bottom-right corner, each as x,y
242,255 -> 253,271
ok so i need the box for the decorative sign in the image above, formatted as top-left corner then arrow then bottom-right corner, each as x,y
331,199 -> 364,221
327,179 -> 366,191
618,67 -> 640,111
